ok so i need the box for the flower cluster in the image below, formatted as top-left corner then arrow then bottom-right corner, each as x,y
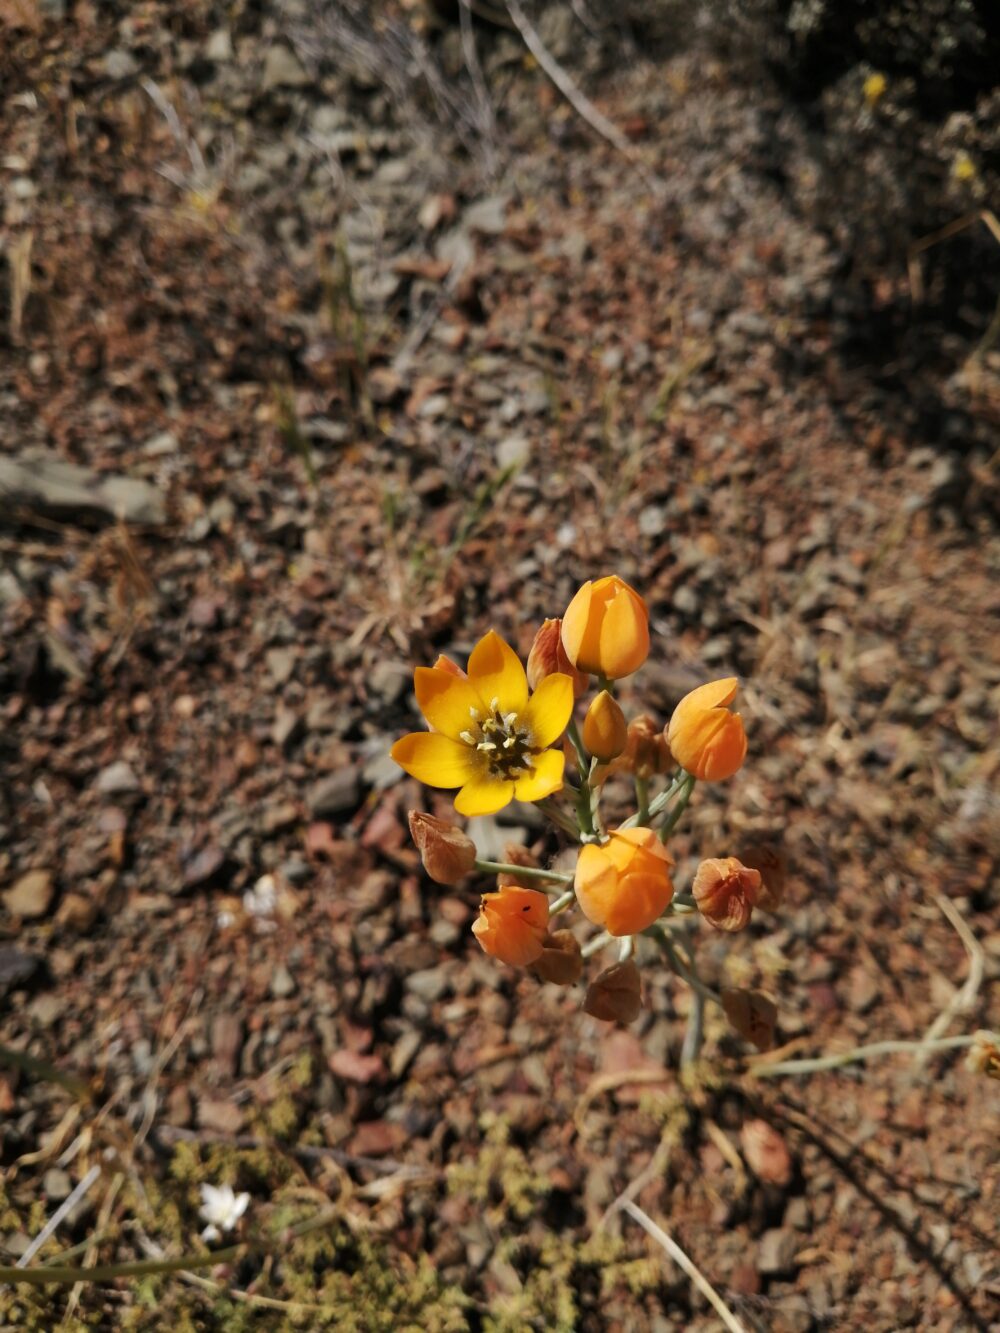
393,575 -> 782,1046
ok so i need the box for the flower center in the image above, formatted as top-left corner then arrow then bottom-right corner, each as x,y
460,698 -> 534,781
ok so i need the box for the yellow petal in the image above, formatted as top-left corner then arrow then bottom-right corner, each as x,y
522,673 -> 574,748
414,667 -> 486,739
454,773 -> 515,817
391,732 -> 475,788
513,748 -> 565,803
467,630 -> 528,713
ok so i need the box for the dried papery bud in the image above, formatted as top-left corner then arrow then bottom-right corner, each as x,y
721,987 -> 777,1051
408,811 -> 477,885
582,690 -> 628,761
526,618 -> 588,698
432,654 -> 466,678
472,886 -> 549,966
583,958 -> 642,1023
692,857 -> 762,932
532,929 -> 583,985
496,841 -> 540,888
739,845 -> 787,911
624,714 -> 673,778
966,1031 -> 1000,1080
561,576 -> 649,680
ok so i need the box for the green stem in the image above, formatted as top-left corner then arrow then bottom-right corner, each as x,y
582,931 -> 613,959
634,776 -> 650,825
474,860 -> 574,886
643,925 -> 722,1006
750,1033 -> 983,1079
549,889 -> 575,914
660,773 -> 695,839
537,798 -> 580,839
681,987 -> 705,1067
619,772 -> 686,830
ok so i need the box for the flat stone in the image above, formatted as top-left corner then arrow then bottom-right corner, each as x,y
0,451 -> 165,526
261,44 -> 310,91
3,869 -> 54,919
758,1227 -> 800,1276
308,769 -> 361,818
270,964 -> 297,998
29,993 -> 64,1027
496,435 -> 530,469
95,761 -> 140,796
205,28 -> 233,62
211,1013 -> 244,1077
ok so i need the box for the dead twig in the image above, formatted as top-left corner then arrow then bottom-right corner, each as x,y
504,0 -> 662,196
619,1200 -> 748,1333
916,894 -> 985,1066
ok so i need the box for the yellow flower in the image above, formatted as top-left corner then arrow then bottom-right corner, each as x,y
667,677 -> 747,781
863,72 -> 886,107
391,630 -> 573,817
561,576 -> 649,679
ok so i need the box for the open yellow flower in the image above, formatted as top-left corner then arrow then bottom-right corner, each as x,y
391,630 -> 574,817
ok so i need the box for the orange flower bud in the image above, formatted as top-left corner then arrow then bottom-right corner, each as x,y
583,958 -> 642,1023
692,856 -> 761,932
526,618 -> 588,698
471,886 -> 549,966
739,844 -> 786,911
667,678 -> 747,781
574,827 -> 674,937
408,811 -> 477,884
560,576 -> 649,680
432,654 -> 466,678
582,690 -> 628,761
721,987 -> 777,1051
532,929 -> 583,985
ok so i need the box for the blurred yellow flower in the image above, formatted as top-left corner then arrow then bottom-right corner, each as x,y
863,72 -> 887,107
391,630 -> 573,817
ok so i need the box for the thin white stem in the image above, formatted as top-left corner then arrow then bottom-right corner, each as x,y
917,893 -> 984,1066
15,1165 -> 101,1270
582,931 -> 612,959
620,1201 -> 748,1333
750,1033 -> 982,1079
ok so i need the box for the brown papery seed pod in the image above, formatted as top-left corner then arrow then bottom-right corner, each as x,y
721,987 -> 777,1051
692,857 -> 761,932
496,841 -> 541,888
408,811 -> 477,885
582,958 -> 642,1023
532,930 -> 584,986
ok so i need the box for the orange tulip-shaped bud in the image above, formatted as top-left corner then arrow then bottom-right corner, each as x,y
408,811 -> 477,885
574,827 -> 674,937
526,618 -> 589,698
721,987 -> 777,1051
560,576 -> 649,680
667,678 -> 747,781
583,958 -> 642,1023
472,886 -> 549,966
692,857 -> 761,932
582,690 -> 628,761
432,654 -> 467,678
532,929 -> 584,985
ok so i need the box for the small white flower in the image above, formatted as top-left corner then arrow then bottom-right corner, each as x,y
199,1183 -> 250,1241
243,874 -> 278,920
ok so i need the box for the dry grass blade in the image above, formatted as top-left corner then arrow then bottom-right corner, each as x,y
916,894 -> 985,1067
619,1200 -> 748,1333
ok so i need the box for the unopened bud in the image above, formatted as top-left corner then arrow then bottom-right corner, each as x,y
582,690 -> 628,761
532,929 -> 583,985
583,958 -> 642,1023
721,987 -> 777,1051
692,856 -> 762,931
408,811 -> 476,884
526,618 -> 588,698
